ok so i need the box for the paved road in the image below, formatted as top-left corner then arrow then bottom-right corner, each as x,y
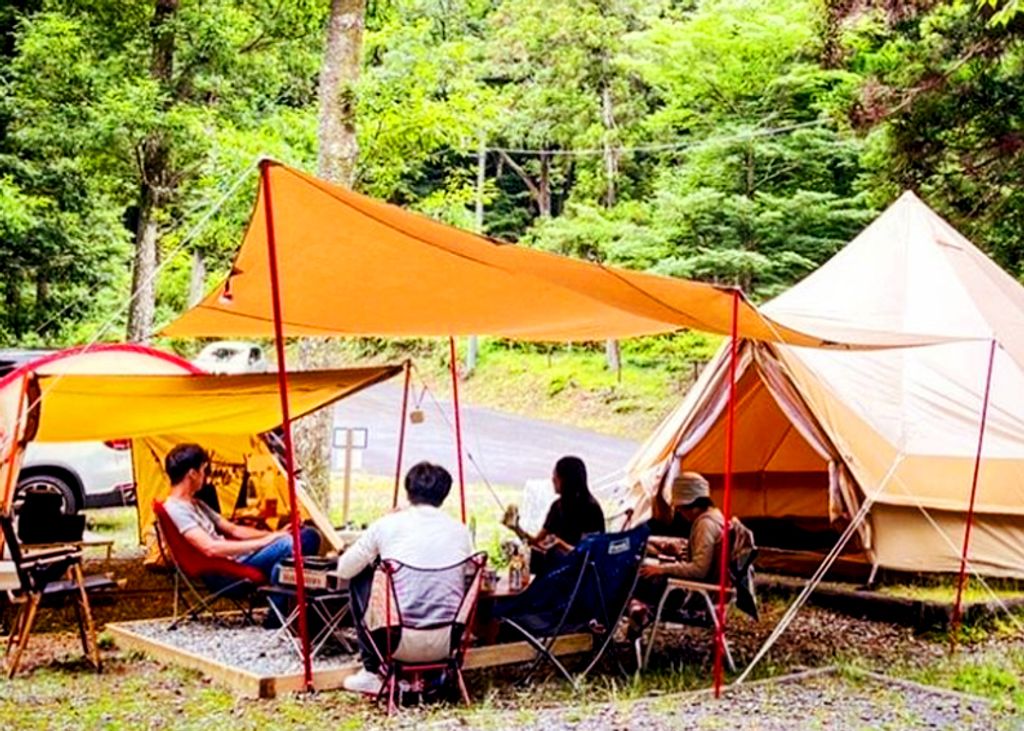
332,383 -> 640,488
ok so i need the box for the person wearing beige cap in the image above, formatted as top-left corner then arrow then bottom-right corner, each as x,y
639,470 -> 725,582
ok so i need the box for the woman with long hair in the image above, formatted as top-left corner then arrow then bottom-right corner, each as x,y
504,455 -> 605,574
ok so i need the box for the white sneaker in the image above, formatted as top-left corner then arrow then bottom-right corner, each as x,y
343,668 -> 383,695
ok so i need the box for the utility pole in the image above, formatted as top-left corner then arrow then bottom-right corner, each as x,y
466,132 -> 486,374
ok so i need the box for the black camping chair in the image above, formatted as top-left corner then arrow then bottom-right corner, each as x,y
492,523 -> 650,687
1,510 -> 116,677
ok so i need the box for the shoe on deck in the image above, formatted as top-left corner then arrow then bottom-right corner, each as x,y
343,668 -> 383,695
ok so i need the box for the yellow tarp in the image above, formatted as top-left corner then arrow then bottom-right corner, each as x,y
162,162 -> 904,346
31,367 -> 400,442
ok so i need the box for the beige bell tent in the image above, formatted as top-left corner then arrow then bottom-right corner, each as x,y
626,191 -> 1024,579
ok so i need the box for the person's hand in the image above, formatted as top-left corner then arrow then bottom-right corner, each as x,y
638,563 -> 665,579
501,504 -> 520,531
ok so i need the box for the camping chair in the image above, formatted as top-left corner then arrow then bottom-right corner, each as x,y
355,551 -> 487,715
152,501 -> 267,630
0,510 -> 116,677
638,518 -> 759,672
493,523 -> 650,687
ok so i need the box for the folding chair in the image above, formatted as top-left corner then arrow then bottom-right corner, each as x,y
638,522 -> 758,672
355,551 -> 487,715
493,523 -> 650,687
1,510 -> 116,677
152,501 -> 267,629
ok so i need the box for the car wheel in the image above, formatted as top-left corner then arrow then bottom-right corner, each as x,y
15,474 -> 79,515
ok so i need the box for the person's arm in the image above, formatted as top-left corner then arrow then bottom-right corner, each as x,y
335,522 -> 381,579
183,526 -> 283,558
660,516 -> 719,580
217,516 -> 273,541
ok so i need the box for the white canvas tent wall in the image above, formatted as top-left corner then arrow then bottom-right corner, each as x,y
626,192 -> 1024,578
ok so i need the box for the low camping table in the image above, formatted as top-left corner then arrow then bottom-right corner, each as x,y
259,581 -> 354,660
474,573 -> 534,644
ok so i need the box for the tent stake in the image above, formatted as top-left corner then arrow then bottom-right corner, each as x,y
951,338 -> 998,650
449,337 -> 467,523
260,160 -> 314,691
713,290 -> 740,698
392,361 -> 412,508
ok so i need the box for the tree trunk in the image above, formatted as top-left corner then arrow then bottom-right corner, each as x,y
600,77 -> 620,373
187,249 -> 206,307
5,271 -> 21,339
601,81 -> 618,208
126,0 -> 178,343
317,0 -> 363,184
128,187 -> 160,342
538,152 -> 551,218
297,0 -> 366,508
34,269 -> 49,334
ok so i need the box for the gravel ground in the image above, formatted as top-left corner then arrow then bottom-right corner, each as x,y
414,671 -> 1007,731
124,614 -> 358,676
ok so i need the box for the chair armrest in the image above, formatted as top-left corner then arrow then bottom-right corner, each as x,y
22,546 -> 83,563
665,578 -> 735,596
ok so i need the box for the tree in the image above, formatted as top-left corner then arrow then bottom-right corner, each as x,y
843,1 -> 1024,279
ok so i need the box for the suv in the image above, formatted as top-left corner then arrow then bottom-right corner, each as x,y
0,349 -> 136,514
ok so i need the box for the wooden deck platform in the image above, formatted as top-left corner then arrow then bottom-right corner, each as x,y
107,619 -> 593,699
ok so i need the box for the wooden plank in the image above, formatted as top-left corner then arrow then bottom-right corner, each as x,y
268,662 -> 362,698
109,619 -> 593,698
463,633 -> 593,670
106,621 -> 265,698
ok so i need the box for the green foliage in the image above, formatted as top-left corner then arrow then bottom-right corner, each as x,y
2,0 -> 1023,351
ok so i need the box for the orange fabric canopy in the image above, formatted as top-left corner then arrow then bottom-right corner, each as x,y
162,162 -> 899,345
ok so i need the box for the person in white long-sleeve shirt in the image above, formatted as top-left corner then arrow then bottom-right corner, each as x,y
340,461 -> 472,695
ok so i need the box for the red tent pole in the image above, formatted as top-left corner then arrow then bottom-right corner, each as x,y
1,374 -> 29,514
951,338 -> 998,649
260,159 -> 313,691
713,289 -> 740,697
448,337 -> 467,523
392,360 -> 412,508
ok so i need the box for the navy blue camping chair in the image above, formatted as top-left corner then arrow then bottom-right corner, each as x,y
492,523 -> 650,686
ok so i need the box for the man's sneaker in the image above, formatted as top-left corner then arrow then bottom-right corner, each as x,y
343,668 -> 383,695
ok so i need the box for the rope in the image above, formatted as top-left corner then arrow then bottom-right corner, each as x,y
735,455 -> 906,685
409,363 -> 506,512
480,120 -> 828,157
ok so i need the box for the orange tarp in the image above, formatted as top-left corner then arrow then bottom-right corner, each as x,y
163,163 -> 911,345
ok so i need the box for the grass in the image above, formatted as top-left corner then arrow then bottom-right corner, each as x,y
85,506 -> 144,557
876,581 -> 1024,604
901,645 -> 1024,714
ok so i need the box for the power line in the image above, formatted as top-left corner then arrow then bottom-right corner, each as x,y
478,119 -> 829,157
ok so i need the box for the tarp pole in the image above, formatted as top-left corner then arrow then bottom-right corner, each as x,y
260,160 -> 313,691
1,373 -> 29,515
449,337 -> 467,523
0,374 -> 30,557
951,338 -> 998,649
713,290 -> 740,698
392,360 -> 412,508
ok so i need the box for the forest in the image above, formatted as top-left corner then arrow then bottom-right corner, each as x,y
1,0 -> 1022,348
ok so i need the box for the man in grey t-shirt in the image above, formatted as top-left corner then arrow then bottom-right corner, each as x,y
161,443 -> 320,581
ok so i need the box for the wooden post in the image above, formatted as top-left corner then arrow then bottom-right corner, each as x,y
341,428 -> 353,526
